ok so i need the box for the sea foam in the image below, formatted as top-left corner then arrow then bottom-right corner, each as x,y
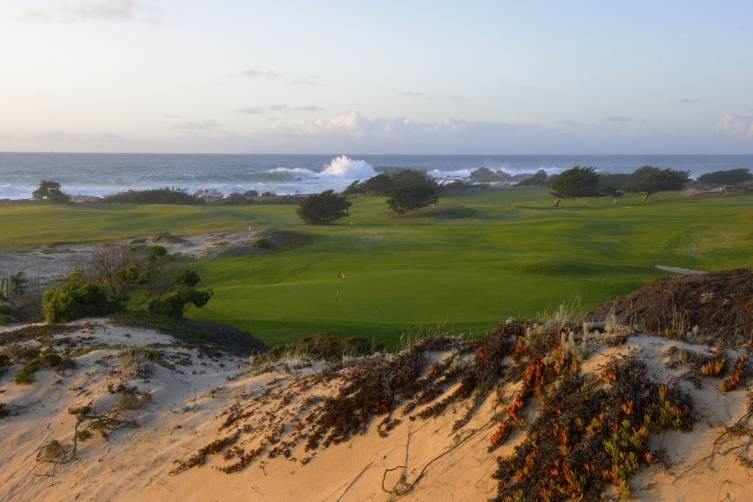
268,155 -> 376,180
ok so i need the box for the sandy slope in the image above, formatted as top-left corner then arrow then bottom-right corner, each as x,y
2,320 -> 753,501
0,231 -> 257,285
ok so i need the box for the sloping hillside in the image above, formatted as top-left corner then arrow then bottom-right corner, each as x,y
2,272 -> 753,501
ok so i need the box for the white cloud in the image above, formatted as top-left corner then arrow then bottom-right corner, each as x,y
239,105 -> 322,115
243,68 -> 282,79
296,105 -> 323,112
720,113 -> 753,136
173,119 -> 222,131
399,90 -> 461,101
19,1 -> 159,23
289,76 -> 321,86
238,107 -> 266,115
16,9 -> 52,22
605,116 -> 631,123
62,0 -> 142,20
258,111 -> 566,153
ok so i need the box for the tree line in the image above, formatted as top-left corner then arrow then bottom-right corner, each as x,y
24,165 -> 753,225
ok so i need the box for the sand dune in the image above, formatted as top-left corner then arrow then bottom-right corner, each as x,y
2,318 -> 753,501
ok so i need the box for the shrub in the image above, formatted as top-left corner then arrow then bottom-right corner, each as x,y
386,170 -> 439,214
39,352 -> 63,368
101,187 -> 202,205
252,238 -> 273,249
344,173 -> 396,195
15,359 -> 41,384
0,354 -> 9,377
698,168 -> 753,186
297,190 -> 352,225
623,166 -> 689,201
148,288 -> 212,318
549,166 -> 600,202
257,332 -> 379,365
32,180 -> 71,203
517,169 -> 549,186
469,167 -> 511,182
42,273 -> 120,323
597,172 -> 631,195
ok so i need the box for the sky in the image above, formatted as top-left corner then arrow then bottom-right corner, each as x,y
1,0 -> 753,154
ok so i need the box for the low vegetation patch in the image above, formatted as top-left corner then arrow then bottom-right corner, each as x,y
14,350 -> 68,384
400,205 -> 476,219
255,332 -> 378,366
101,187 -> 203,205
589,268 -> 753,348
172,316 -> 693,500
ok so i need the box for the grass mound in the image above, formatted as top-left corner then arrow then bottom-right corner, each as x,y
400,205 -> 477,219
111,314 -> 267,356
589,268 -> 753,347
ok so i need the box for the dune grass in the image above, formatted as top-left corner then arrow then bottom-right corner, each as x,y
2,188 -> 752,347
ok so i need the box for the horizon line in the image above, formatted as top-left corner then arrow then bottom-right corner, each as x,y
2,151 -> 753,157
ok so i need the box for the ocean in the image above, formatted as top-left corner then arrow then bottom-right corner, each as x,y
1,152 -> 752,200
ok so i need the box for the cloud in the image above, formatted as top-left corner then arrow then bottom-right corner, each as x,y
605,116 -> 631,123
258,111 -> 568,153
16,9 -> 52,22
400,91 -> 462,101
19,1 -> 159,23
680,98 -> 697,105
63,0 -> 140,20
243,68 -> 282,79
559,120 -> 586,128
289,76 -> 321,86
173,119 -> 222,131
26,130 -> 126,143
238,107 -> 266,115
720,113 -> 753,136
239,105 -> 322,115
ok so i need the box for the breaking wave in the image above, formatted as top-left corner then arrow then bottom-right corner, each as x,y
267,155 -> 376,181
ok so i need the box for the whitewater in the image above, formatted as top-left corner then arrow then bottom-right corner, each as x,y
1,153 -> 751,199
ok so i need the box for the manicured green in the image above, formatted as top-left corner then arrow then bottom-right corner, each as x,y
2,188 -> 752,348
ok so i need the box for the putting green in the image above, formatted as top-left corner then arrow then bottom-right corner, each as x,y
2,188 -> 752,347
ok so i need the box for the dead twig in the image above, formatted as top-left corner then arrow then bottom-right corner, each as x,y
334,462 -> 373,502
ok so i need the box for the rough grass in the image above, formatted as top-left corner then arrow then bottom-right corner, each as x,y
2,189 -> 752,347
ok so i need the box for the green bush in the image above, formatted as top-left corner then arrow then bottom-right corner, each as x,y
102,187 -> 203,205
32,180 -> 71,203
252,238 -> 274,249
549,166 -> 601,200
0,354 -> 9,377
469,167 -> 511,182
297,190 -> 352,225
344,173 -> 395,195
517,169 -> 550,186
15,359 -> 41,384
698,168 -> 753,186
148,288 -> 212,318
623,166 -> 689,201
39,352 -> 63,368
386,170 -> 439,214
42,273 -> 120,323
